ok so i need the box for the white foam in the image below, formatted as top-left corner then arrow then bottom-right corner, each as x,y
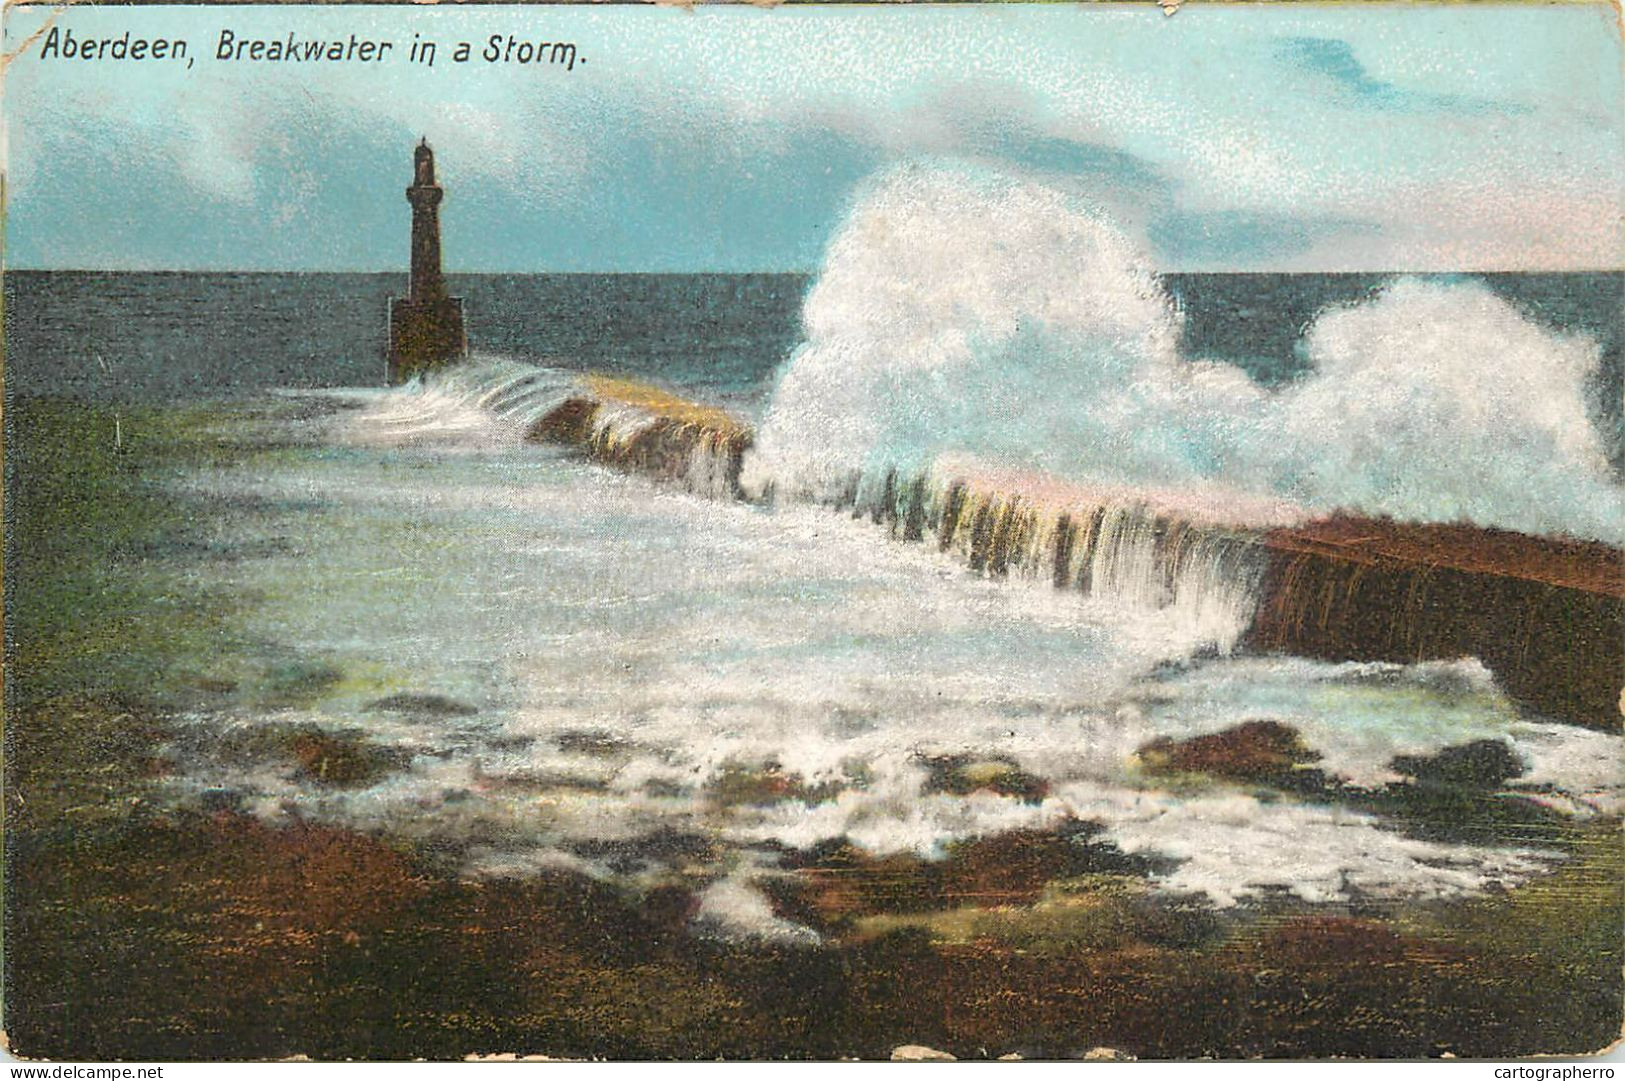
1272,278 -> 1622,540
743,163 -> 1624,544
1051,780 -> 1560,908
693,875 -> 822,947
742,162 -> 1188,505
158,357 -> 1623,912
343,357 -> 584,449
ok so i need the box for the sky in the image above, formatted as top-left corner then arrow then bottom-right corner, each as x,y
3,3 -> 1622,273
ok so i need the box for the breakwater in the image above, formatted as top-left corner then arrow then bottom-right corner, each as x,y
521,376 -> 1623,731
523,374 -> 753,500
1248,520 -> 1622,732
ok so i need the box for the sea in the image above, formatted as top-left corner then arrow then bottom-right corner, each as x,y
7,271 -> 1622,421
5,268 -> 1623,937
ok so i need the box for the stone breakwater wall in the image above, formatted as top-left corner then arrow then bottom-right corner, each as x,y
525,380 -> 1622,731
1247,521 -> 1622,731
524,375 -> 754,500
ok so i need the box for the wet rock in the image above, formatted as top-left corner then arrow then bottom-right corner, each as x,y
891,1045 -> 956,1061
640,883 -> 703,937
1391,739 -> 1525,789
767,843 -> 932,929
1369,738 -> 1556,846
704,759 -> 844,807
942,824 -> 1166,905
555,728 -> 631,756
1136,720 -> 1321,783
367,692 -> 479,718
200,721 -> 408,789
569,828 -> 720,876
525,397 -> 598,445
1081,1047 -> 1136,1061
769,821 -> 1169,934
198,787 -> 246,814
471,766 -> 610,795
919,754 -> 1050,802
259,661 -> 344,707
288,727 -> 410,788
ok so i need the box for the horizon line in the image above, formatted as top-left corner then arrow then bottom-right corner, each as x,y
7,266 -> 1624,276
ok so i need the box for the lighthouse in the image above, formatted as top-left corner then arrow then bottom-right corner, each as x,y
386,138 -> 467,384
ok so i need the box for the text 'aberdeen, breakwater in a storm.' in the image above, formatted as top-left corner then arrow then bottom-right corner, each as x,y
36,26 -> 586,69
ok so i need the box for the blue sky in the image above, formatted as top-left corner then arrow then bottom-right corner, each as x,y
3,3 -> 1621,272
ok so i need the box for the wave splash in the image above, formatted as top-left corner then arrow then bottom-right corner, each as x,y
356,355 -> 1278,656
743,163 -> 1624,545
347,358 -> 751,501
348,171 -> 1623,674
250,301 -> 1623,913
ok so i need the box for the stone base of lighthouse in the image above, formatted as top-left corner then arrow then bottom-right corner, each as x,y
387,295 -> 467,385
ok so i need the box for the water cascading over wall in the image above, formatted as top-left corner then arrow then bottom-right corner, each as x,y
511,374 -> 1623,732
501,368 -> 1274,654
806,465 -> 1278,655
420,364 -> 756,501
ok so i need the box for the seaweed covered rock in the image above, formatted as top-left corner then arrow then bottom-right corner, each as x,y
919,754 -> 1050,802
705,759 -> 846,807
1136,720 -> 1321,784
1373,738 -> 1556,845
367,692 -> 479,718
1391,739 -> 1526,789
767,821 -> 1166,933
288,727 -> 411,787
197,722 -> 412,789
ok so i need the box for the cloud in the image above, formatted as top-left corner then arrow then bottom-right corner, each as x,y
1275,37 -> 1530,117
920,85 -> 1169,193
4,6 -> 1613,272
1148,208 -> 1379,265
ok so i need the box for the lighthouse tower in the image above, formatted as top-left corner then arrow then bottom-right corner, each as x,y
387,138 -> 467,384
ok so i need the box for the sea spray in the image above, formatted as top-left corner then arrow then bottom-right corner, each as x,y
744,163 -> 1625,544
1271,277 -> 1622,541
349,357 -> 752,499
742,163 -> 1199,505
166,370 -> 1624,908
346,356 -> 581,447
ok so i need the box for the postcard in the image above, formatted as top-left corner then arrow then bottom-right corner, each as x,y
2,1 -> 1621,1061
